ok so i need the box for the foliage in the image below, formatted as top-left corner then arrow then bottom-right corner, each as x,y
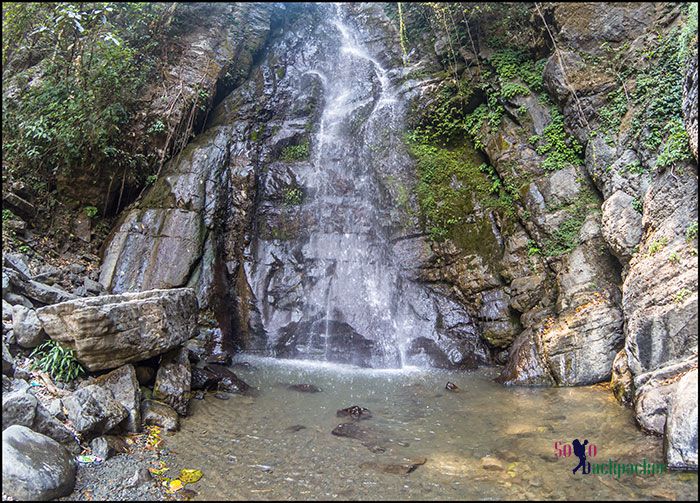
673,288 -> 691,305
655,118 -> 692,168
628,29 -> 692,166
280,141 -> 310,162
668,251 -> 680,265
527,239 -> 541,256
2,209 -> 16,221
30,339 -> 85,382
283,187 -> 303,206
647,236 -> 669,256
686,222 -> 698,242
84,205 -> 98,218
2,2 -> 175,204
631,198 -> 643,214
408,80 -> 475,146
540,189 -> 598,257
147,119 -> 166,135
530,110 -> 584,172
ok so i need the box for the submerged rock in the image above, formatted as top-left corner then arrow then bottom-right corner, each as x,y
360,457 -> 426,475
336,405 -> 372,420
288,383 -> 322,393
36,288 -> 198,371
191,366 -> 221,391
204,364 -> 251,394
2,425 -> 76,500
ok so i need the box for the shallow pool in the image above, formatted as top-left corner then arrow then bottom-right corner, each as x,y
165,356 -> 698,500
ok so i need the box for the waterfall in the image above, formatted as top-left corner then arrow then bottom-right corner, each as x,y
243,3 -> 490,369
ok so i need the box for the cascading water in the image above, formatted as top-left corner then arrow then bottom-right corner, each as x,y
244,3 -> 490,369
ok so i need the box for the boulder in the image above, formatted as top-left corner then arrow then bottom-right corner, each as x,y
2,342 -> 14,376
93,364 -> 142,432
141,399 -> 179,432
12,305 -> 45,348
611,349 -> 634,406
664,369 -> 698,470
633,358 -> 696,435
4,268 -> 76,305
90,435 -> 130,461
191,366 -> 221,390
2,425 -> 76,501
32,404 -> 80,453
153,347 -> 191,416
601,190 -> 643,262
337,406 -> 372,420
204,364 -> 251,394
2,389 -> 37,430
36,288 -> 198,371
62,384 -> 128,438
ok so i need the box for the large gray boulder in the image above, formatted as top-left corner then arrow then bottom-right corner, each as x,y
153,347 -> 191,416
12,304 -> 45,348
36,288 -> 198,371
93,364 -> 142,432
2,425 -> 76,500
664,369 -> 698,470
2,388 -> 37,429
61,385 -> 127,438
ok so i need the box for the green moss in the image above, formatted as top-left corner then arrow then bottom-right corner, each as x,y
406,136 -> 510,256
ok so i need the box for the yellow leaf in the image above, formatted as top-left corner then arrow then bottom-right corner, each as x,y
179,469 -> 203,484
149,466 -> 169,476
169,479 -> 183,492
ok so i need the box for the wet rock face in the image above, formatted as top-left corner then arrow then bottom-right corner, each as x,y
2,425 -> 76,501
664,369 -> 698,470
204,364 -> 251,395
35,288 -> 198,371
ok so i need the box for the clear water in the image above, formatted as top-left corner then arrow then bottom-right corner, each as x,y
165,356 -> 698,500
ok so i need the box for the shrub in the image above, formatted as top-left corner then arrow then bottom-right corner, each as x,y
280,141 -> 310,162
30,340 -> 85,382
